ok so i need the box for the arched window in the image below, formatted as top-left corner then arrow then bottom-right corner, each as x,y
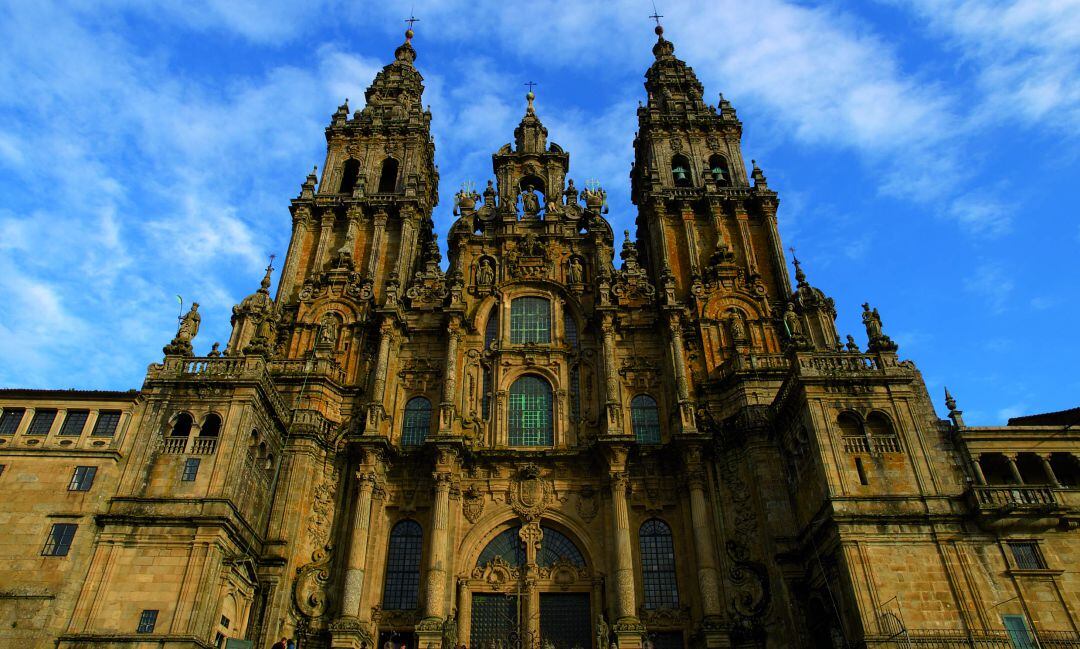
510,297 -> 551,344
339,158 -> 361,194
477,527 -> 526,567
671,154 -> 692,187
537,526 -> 585,567
476,524 -> 585,568
485,310 -> 499,350
639,519 -> 679,609
170,413 -> 193,437
509,375 -> 553,446
401,397 -> 432,446
837,412 -> 863,439
377,158 -> 399,193
708,154 -> 731,186
865,413 -> 894,439
199,413 -> 221,437
382,520 -> 423,610
631,395 -> 661,444
565,311 -> 581,423
564,311 -> 579,349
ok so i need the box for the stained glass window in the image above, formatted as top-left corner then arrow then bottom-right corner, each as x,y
401,397 -> 432,446
509,375 -> 553,446
510,297 -> 551,344
631,395 -> 661,444
382,520 -> 423,610
639,519 -> 679,610
477,527 -> 526,567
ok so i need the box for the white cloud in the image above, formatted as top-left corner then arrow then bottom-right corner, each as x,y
963,261 -> 1015,313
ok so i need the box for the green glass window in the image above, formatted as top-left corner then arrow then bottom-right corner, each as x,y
401,397 -> 432,446
631,395 -> 661,444
510,297 -> 551,344
508,375 -> 553,446
640,519 -> 679,610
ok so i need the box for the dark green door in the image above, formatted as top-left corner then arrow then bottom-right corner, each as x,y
539,593 -> 590,649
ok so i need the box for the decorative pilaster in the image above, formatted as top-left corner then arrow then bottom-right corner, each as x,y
366,209 -> 388,278
681,204 -> 701,276
600,314 -> 623,434
603,445 -> 644,649
396,207 -> 419,280
685,453 -> 723,619
339,470 -> 377,618
419,449 -> 458,648
367,318 -> 394,433
313,212 -> 336,270
440,318 -> 462,433
666,312 -> 696,433
277,209 -> 310,301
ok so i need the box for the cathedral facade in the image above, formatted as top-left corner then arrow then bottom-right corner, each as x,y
2,26 -> 1080,649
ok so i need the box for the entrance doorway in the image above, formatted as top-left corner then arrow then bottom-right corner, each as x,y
539,593 -> 591,649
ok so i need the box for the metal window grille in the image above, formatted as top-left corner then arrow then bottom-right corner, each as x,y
537,527 -> 586,567
477,526 -> 526,567
508,376 -> 553,446
1009,542 -> 1046,570
482,366 -> 493,420
639,519 -> 680,610
564,311 -> 579,348
42,523 -> 77,556
0,408 -> 25,435
137,609 -> 158,634
59,410 -> 89,436
383,520 -> 423,610
568,365 -> 581,423
91,410 -> 121,436
510,297 -> 551,344
26,409 -> 57,435
485,311 -> 499,349
470,594 -> 518,649
539,593 -> 590,649
401,397 -> 432,446
69,466 -> 97,491
182,458 -> 200,482
631,395 -> 662,444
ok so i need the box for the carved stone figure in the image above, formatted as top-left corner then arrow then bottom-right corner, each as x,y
176,303 -> 201,342
861,302 -> 883,340
442,610 -> 457,648
729,311 -> 748,343
568,256 -> 584,284
520,184 -> 541,218
846,334 -> 859,352
596,614 -> 609,649
318,316 -> 339,347
476,258 -> 495,286
782,302 -> 803,338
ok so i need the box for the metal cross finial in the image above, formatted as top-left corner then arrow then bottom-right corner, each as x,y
649,0 -> 664,25
405,13 -> 420,30
524,81 -> 537,93
267,253 -> 276,270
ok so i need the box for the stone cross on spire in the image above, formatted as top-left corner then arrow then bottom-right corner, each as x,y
524,81 -> 537,114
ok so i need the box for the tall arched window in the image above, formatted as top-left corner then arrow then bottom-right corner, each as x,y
377,158 -> 399,193
382,520 -> 423,610
483,310 -> 498,420
199,413 -> 221,437
510,297 -> 551,344
837,412 -> 863,439
401,397 -> 432,446
339,158 -> 361,194
631,395 -> 661,444
708,154 -> 731,186
509,375 -> 553,446
671,154 -> 692,187
865,412 -> 894,439
639,519 -> 679,609
170,413 -> 193,437
485,310 -> 499,350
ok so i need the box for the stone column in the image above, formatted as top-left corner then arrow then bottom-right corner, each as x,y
396,208 -> 419,280
971,455 -> 988,485
440,319 -> 462,433
456,578 -> 472,646
367,319 -> 394,433
1040,454 -> 1061,487
685,457 -> 723,619
277,210 -> 311,301
609,470 -> 636,622
340,470 -> 377,618
313,212 -> 336,270
600,314 -> 622,434
681,205 -> 701,276
1007,455 -> 1024,485
424,470 -> 454,621
733,205 -> 758,275
366,209 -> 388,278
666,312 -> 696,433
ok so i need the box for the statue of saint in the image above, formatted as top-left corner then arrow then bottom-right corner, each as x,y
318,316 -> 338,347
782,302 -> 803,338
568,257 -> 584,284
442,611 -> 458,649
477,258 -> 495,286
519,184 -> 541,218
176,303 -> 201,342
729,311 -> 748,342
861,302 -> 883,340
846,334 -> 859,352
595,614 -> 610,649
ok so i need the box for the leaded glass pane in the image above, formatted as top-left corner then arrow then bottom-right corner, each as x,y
485,311 -> 499,350
477,527 -> 526,566
564,311 -> 579,349
482,366 -> 493,420
26,409 -> 57,435
470,594 -> 518,649
1010,542 -> 1045,570
537,527 -> 585,567
539,593 -> 590,649
0,408 -> 25,435
509,376 -> 553,446
510,297 -> 551,344
59,410 -> 89,436
639,519 -> 679,610
568,365 -> 580,423
401,397 -> 432,446
382,520 -> 422,610
631,395 -> 661,444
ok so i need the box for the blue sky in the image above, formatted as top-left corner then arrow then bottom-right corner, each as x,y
1,1 -> 1078,424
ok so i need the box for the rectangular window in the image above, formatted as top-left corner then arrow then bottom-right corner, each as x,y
220,615 -> 230,628
182,458 -> 200,482
1009,542 -> 1046,570
0,464 -> 5,478
137,609 -> 158,633
1003,615 -> 1036,649
68,466 -> 97,492
59,410 -> 89,436
0,408 -> 26,435
42,523 -> 77,556
91,410 -> 121,436
510,297 -> 551,344
26,409 -> 57,435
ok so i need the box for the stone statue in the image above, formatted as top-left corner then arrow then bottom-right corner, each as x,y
729,311 -> 747,342
520,184 -> 541,218
442,611 -> 457,649
568,257 -> 584,284
176,303 -> 201,342
846,334 -> 859,352
564,178 -> 579,204
318,316 -> 338,347
477,258 -> 495,286
782,302 -> 803,338
595,614 -> 609,649
861,303 -> 883,341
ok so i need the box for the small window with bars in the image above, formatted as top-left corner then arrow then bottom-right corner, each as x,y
69,466 -> 97,491
510,297 -> 551,344
42,523 -> 77,556
59,410 -> 89,436
91,410 -> 121,436
137,609 -> 158,633
0,408 -> 25,435
631,395 -> 662,444
401,397 -> 432,446
1009,542 -> 1047,570
182,458 -> 200,482
26,409 -> 57,435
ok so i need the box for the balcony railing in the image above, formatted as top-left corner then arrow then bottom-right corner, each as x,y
843,435 -> 902,454
191,437 -> 218,455
969,485 -> 1059,508
163,437 -> 187,454
861,629 -> 1080,648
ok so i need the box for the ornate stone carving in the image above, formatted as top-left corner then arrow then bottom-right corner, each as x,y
398,358 -> 442,391
293,545 -> 333,620
507,463 -> 554,521
307,461 -> 341,549
618,356 -> 660,389
463,484 -> 485,523
576,486 -> 599,522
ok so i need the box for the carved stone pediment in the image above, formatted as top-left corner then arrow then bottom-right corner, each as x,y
618,356 -> 660,389
463,484 -> 485,523
471,555 -> 521,590
398,358 -> 442,391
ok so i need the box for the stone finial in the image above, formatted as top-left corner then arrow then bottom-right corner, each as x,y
300,166 -> 317,199
751,159 -> 768,189
944,387 -> 965,427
